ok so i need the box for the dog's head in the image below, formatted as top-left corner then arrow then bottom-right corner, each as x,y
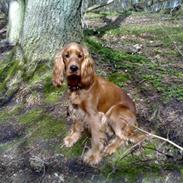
52,42 -> 95,89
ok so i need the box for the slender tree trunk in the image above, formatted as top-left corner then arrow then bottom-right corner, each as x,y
8,0 -> 24,44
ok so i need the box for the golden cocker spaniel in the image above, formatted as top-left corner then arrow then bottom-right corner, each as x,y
52,42 -> 144,166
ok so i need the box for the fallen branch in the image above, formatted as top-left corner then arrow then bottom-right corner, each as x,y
135,126 -> 183,152
86,0 -> 114,13
173,41 -> 183,58
114,123 -> 183,166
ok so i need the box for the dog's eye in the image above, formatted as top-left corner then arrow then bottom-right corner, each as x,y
78,54 -> 83,58
65,54 -> 69,58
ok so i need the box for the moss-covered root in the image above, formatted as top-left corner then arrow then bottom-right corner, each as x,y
0,59 -> 24,106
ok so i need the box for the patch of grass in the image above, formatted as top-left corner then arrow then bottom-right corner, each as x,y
19,107 -> 66,141
180,167 -> 183,177
104,25 -> 183,47
59,136 -> 88,158
86,12 -> 105,19
101,151 -> 161,182
163,85 -> 183,102
85,37 -> 148,65
32,115 -> 66,139
108,71 -> 129,87
0,110 -> 12,123
101,144 -> 182,182
143,71 -> 183,102
86,11 -> 131,19
0,104 -> 24,123
143,143 -> 157,158
85,37 -> 183,102
19,108 -> 43,125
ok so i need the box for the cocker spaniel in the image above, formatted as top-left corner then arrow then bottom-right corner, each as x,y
52,42 -> 145,165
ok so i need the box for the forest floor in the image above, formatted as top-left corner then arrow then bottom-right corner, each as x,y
0,10 -> 183,183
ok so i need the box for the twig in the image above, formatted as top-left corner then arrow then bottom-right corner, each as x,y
81,137 -> 89,158
105,138 -> 145,182
143,146 -> 173,158
105,164 -> 116,183
173,41 -> 183,58
86,0 -> 114,13
135,126 -> 183,151
117,138 -> 146,162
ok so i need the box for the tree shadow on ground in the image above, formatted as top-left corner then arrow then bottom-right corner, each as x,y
84,11 -> 131,38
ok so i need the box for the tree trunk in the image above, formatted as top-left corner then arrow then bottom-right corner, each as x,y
21,0 -> 83,76
0,0 -> 83,106
8,0 -> 25,44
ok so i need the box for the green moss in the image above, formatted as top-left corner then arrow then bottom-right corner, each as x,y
29,64 -> 51,84
85,37 -> 183,102
0,62 -> 9,81
59,136 -> 88,158
0,60 -> 23,95
86,11 -> 131,20
19,107 -> 66,141
0,139 -> 22,153
0,104 -> 24,123
143,143 -> 156,157
180,167 -> 183,177
31,115 -> 66,139
85,37 -> 148,65
163,85 -> 183,102
100,140 -> 181,182
44,75 -> 67,104
19,108 -> 43,125
5,60 -> 23,82
108,72 -> 129,87
86,12 -> 105,19
101,153 -> 161,182
0,111 -> 12,123
104,25 -> 183,47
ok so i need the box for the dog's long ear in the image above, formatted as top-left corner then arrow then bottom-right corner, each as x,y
52,48 -> 65,87
81,46 -> 95,88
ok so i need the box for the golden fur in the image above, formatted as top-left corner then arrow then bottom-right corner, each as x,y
52,42 -> 145,165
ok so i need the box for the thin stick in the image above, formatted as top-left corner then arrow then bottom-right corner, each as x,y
135,126 -> 183,151
86,0 -> 114,13
117,138 -> 146,162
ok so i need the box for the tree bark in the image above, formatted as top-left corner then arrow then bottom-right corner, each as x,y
0,0 -> 83,106
8,0 -> 25,44
21,0 -> 83,75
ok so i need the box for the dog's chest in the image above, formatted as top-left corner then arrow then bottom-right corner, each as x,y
68,104 -> 89,127
68,91 -> 87,120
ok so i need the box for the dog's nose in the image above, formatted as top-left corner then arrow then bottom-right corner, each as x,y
70,65 -> 78,72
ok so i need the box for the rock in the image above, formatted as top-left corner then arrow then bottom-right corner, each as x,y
29,156 -> 46,173
126,44 -> 143,54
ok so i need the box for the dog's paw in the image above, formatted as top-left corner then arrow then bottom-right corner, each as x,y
104,144 -> 116,155
83,150 -> 102,166
64,136 -> 75,147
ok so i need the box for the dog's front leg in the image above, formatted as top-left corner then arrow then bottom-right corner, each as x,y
64,120 -> 84,147
83,114 -> 106,166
